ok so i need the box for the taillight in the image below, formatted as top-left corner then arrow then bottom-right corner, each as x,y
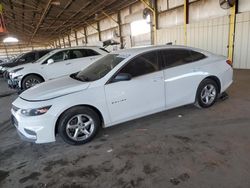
226,59 -> 233,67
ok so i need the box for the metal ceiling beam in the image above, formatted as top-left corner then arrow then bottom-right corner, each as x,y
29,0 -> 53,44
48,0 -> 124,39
44,0 -> 74,33
60,0 -> 137,35
47,1 -> 92,36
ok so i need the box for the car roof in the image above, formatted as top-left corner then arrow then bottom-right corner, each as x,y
111,45 -> 211,57
56,46 -> 101,51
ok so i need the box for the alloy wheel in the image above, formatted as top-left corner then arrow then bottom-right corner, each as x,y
66,114 -> 95,141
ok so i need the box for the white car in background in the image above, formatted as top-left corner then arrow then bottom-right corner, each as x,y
11,45 -> 233,145
8,46 -> 108,90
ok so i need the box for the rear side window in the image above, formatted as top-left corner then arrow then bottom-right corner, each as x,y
189,50 -> 206,62
70,50 -> 85,59
119,51 -> 159,78
159,49 -> 206,69
86,49 -> 100,56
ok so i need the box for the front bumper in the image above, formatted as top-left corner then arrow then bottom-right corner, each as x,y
8,79 -> 20,89
11,106 -> 56,144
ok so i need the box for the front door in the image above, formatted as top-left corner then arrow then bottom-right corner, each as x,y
105,51 -> 165,123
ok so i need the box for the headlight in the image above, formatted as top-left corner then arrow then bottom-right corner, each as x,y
12,67 -> 24,73
20,106 -> 51,116
12,74 -> 23,80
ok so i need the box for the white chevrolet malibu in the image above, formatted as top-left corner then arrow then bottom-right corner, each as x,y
11,45 -> 233,145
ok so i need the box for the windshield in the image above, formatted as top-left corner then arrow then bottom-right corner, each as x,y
74,54 -> 125,82
33,50 -> 56,63
12,54 -> 24,63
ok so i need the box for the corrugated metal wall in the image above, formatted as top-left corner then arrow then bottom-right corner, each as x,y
234,12 -> 250,69
156,25 -> 184,45
187,15 -> 229,56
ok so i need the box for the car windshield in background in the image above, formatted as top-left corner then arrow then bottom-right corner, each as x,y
74,54 -> 125,82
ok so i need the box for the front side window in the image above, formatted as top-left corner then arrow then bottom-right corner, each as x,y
74,54 -> 125,82
22,52 -> 36,63
119,51 -> 159,78
45,50 -> 70,64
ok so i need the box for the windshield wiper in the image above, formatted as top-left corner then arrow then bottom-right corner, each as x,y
79,75 -> 90,82
70,73 -> 90,82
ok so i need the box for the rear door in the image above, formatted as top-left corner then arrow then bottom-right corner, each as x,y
160,49 -> 207,109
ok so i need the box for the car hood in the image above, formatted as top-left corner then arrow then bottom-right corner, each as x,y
8,63 -> 34,72
0,61 -> 16,67
20,76 -> 89,101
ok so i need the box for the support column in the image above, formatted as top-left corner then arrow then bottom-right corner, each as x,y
62,36 -> 66,48
97,21 -> 102,42
58,38 -> 61,48
117,11 -> 124,49
74,30 -> 79,46
184,0 -> 189,46
140,0 -> 157,45
84,27 -> 88,44
228,2 -> 237,62
67,34 -> 71,47
4,45 -> 8,58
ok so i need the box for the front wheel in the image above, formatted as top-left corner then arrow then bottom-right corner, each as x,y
196,79 -> 219,108
58,107 -> 101,145
22,75 -> 44,90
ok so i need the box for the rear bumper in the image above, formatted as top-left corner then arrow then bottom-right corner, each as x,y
220,67 -> 233,93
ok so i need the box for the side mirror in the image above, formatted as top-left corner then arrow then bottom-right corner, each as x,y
113,73 -> 132,82
47,58 -> 54,65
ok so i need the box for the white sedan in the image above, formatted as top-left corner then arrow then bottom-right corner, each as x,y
11,45 -> 233,145
8,46 -> 108,90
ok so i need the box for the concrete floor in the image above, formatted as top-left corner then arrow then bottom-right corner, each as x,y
0,70 -> 250,188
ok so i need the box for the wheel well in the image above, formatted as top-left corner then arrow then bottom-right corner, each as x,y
21,73 -> 45,88
54,105 -> 104,136
205,76 -> 221,93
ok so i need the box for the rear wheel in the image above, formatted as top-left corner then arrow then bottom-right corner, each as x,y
58,106 -> 100,145
22,75 -> 44,90
196,79 -> 219,108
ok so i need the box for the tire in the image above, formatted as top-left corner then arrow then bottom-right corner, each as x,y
21,75 -> 44,90
195,79 -> 219,108
58,106 -> 101,145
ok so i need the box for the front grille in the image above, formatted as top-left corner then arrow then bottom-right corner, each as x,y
6,72 -> 10,79
11,115 -> 18,128
12,105 -> 20,112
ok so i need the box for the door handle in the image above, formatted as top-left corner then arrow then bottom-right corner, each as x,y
65,63 -> 71,65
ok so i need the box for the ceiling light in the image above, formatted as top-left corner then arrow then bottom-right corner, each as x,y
51,1 -> 60,5
3,36 -> 19,43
